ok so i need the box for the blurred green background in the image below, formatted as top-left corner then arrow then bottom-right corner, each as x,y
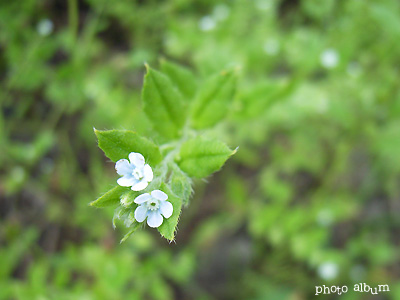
1,0 -> 400,299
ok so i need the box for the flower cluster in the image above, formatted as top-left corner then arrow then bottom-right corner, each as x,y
115,152 -> 173,228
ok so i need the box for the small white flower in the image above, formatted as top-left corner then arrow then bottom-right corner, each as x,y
199,16 -> 216,32
37,19 -> 53,36
320,48 -> 339,69
318,262 -> 339,280
134,190 -> 173,228
115,152 -> 153,191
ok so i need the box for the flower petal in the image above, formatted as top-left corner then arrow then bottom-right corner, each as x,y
131,180 -> 148,191
129,152 -> 145,168
147,211 -> 163,228
134,193 -> 152,204
151,190 -> 168,201
115,159 -> 132,176
160,201 -> 173,218
143,164 -> 153,182
134,205 -> 148,222
117,175 -> 136,187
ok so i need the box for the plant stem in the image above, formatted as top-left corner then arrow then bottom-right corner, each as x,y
68,0 -> 79,41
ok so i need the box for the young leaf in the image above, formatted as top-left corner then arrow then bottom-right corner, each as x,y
191,69 -> 237,129
119,190 -> 140,207
120,222 -> 141,243
170,165 -> 192,205
142,65 -> 186,139
94,129 -> 162,165
90,186 -> 127,208
160,59 -> 197,100
176,137 -> 236,178
158,183 -> 182,241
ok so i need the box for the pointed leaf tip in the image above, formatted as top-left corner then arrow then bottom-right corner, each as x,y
157,184 -> 182,241
177,137 -> 235,178
142,66 -> 186,139
91,186 -> 126,208
191,69 -> 236,128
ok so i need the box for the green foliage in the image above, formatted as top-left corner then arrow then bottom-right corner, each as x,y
160,59 -> 197,100
95,129 -> 162,165
169,165 -> 192,205
142,65 -> 187,139
0,229 -> 38,280
2,0 -> 400,298
120,222 -> 141,243
157,184 -> 183,241
94,62 -> 236,242
238,79 -> 298,119
177,137 -> 236,178
90,186 -> 128,208
191,68 -> 237,128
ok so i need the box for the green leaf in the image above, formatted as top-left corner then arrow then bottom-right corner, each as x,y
119,190 -> 140,207
90,185 -> 127,208
176,137 -> 236,178
142,65 -> 186,139
160,59 -> 197,100
158,183 -> 182,241
191,68 -> 237,129
120,222 -> 141,243
170,165 -> 192,205
94,129 -> 162,165
238,79 -> 298,119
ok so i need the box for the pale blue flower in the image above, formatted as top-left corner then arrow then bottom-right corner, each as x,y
37,19 -> 53,36
199,16 -> 216,31
320,48 -> 339,69
318,262 -> 339,280
115,152 -> 153,191
134,190 -> 173,228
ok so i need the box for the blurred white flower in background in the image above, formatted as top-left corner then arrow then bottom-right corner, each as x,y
199,16 -> 216,32
320,48 -> 339,69
37,19 -> 53,36
318,262 -> 339,280
263,39 -> 280,56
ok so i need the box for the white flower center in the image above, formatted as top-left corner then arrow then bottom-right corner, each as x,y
132,168 -> 144,180
147,199 -> 159,211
